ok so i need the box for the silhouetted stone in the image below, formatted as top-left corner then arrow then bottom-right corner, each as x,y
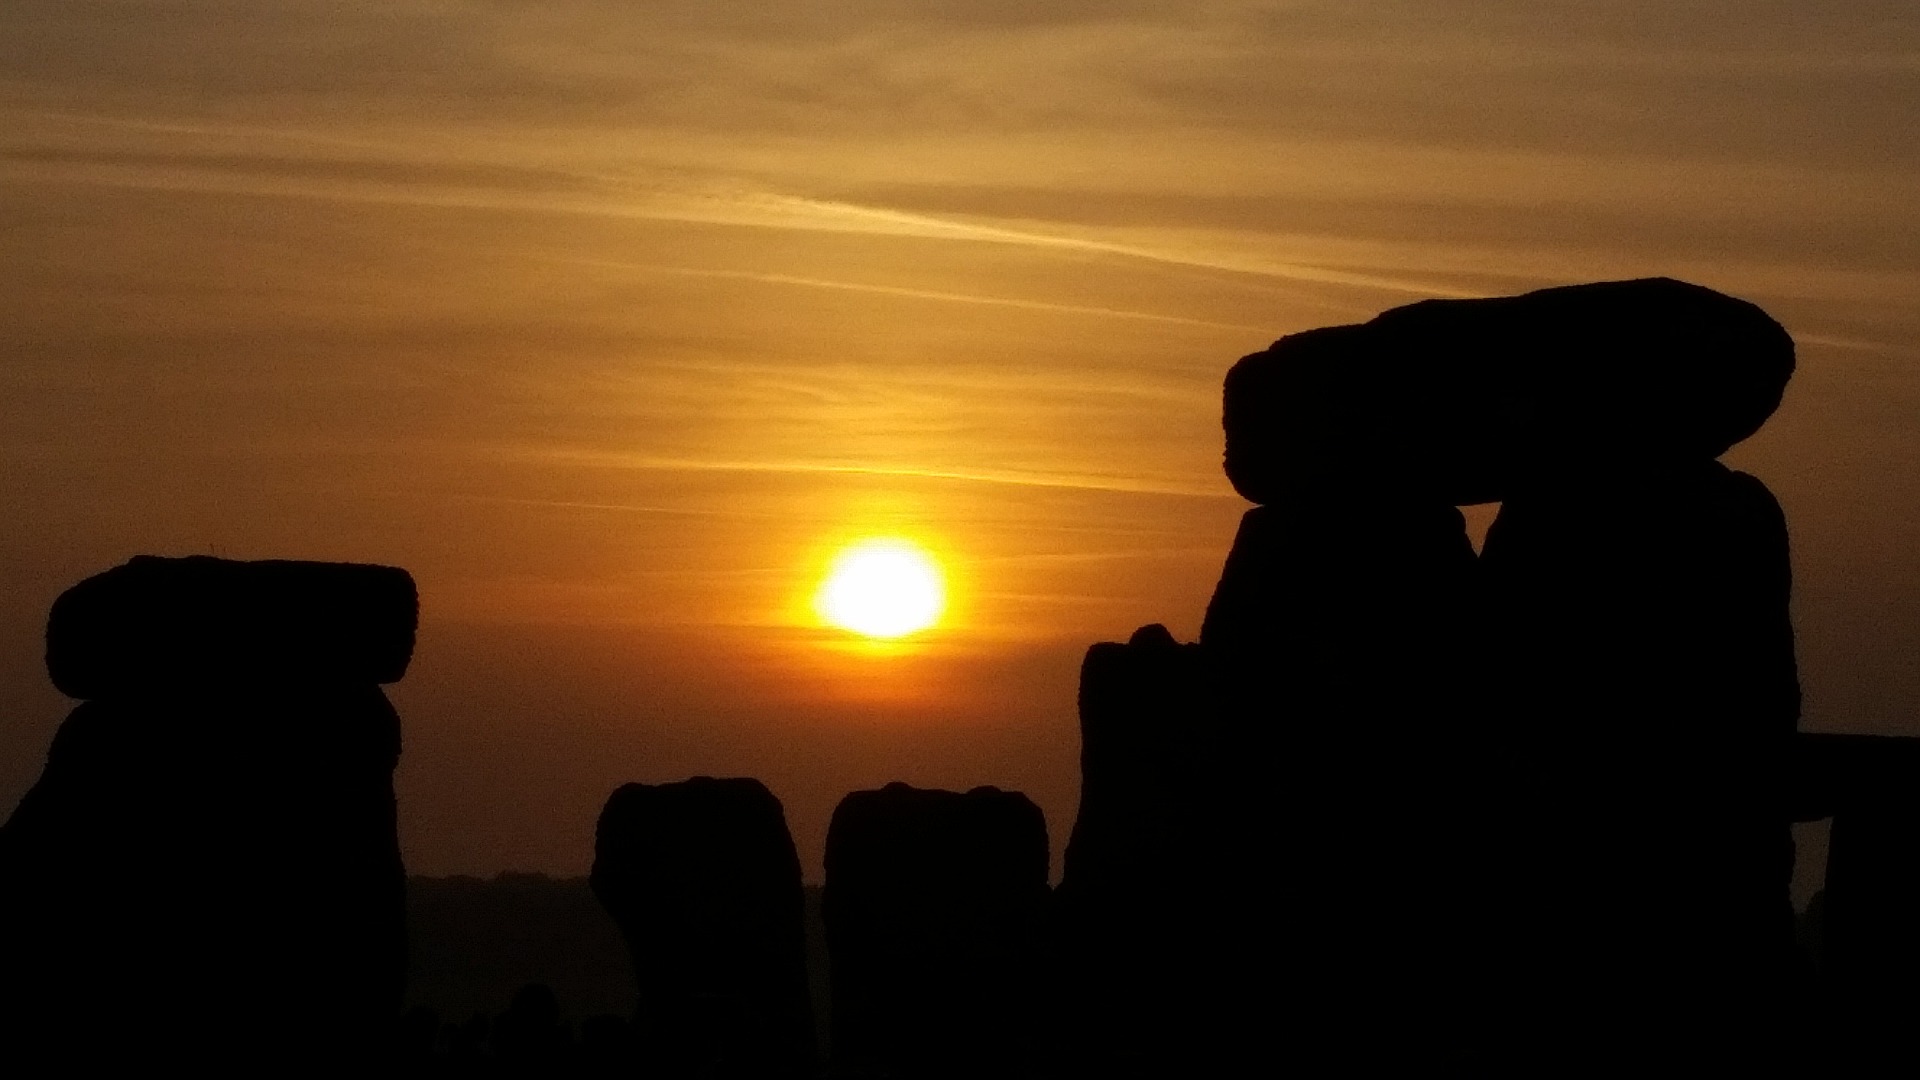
1056,624 -> 1219,1073
590,777 -> 813,1079
0,556 -> 413,1066
46,554 -> 417,698
1056,277 -> 1810,1064
1202,500 -> 1479,667
1223,277 -> 1795,505
1789,733 -> 1920,1057
1059,501 -> 1488,1069
824,782 -> 1049,1077
1481,462 -> 1799,1058
1061,624 -> 1214,899
1202,499 -> 1491,1064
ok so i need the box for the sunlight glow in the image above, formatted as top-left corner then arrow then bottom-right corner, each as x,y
815,538 -> 946,639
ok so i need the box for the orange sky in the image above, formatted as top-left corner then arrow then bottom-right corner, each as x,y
2,1 -> 1916,878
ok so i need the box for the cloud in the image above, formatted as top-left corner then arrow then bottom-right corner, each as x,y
9,1 -> 1913,155
5,0 -> 1912,315
492,445 -> 1236,499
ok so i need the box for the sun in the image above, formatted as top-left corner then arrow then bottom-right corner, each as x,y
815,538 -> 946,639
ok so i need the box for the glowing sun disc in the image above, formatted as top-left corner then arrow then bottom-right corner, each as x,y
815,539 -> 946,639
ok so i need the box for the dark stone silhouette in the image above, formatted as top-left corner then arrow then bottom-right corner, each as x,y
1055,624 -> 1219,1072
1480,461 -> 1801,1058
1789,733 -> 1920,1056
590,777 -> 813,1078
824,782 -> 1049,1077
1059,500 -> 1486,1068
45,554 -> 417,698
0,555 -> 414,1066
1205,498 -> 1489,1063
1223,277 -> 1795,506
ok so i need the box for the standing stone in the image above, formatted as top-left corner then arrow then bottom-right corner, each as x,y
590,777 -> 814,1078
1481,462 -> 1801,1057
1201,499 -> 1489,1064
1056,624 -> 1220,1073
823,783 -> 1049,1078
0,556 -> 414,1067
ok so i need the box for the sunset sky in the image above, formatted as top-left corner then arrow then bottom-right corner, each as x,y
2,1 -> 1915,879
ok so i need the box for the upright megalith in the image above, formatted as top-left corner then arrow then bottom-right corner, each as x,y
823,782 -> 1049,1077
0,556 -> 415,1066
1202,499 -> 1479,681
589,777 -> 813,1078
1056,624 -> 1219,1072
1059,364 -> 1487,1066
1201,497 -> 1486,1055
1060,625 -> 1214,904
1482,462 -> 1802,1052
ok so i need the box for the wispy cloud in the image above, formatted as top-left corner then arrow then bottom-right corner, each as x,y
492,446 -> 1237,500
0,115 -> 1465,300
7,0 -> 1913,298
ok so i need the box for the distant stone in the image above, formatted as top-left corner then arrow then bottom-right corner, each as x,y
824,782 -> 1049,1076
591,777 -> 814,1078
46,555 -> 418,699
1223,277 -> 1795,505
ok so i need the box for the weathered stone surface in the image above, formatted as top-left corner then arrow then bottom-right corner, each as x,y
824,782 -> 1049,1077
1481,462 -> 1800,1056
1223,277 -> 1795,505
46,555 -> 418,699
590,776 -> 814,1078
